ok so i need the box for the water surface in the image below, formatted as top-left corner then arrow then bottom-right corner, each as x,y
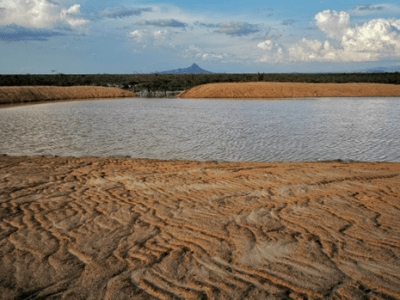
1,97 -> 399,162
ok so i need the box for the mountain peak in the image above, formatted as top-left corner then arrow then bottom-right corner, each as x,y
157,64 -> 213,74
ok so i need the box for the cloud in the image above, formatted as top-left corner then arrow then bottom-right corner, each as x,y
47,0 -> 60,5
287,39 -> 336,61
153,30 -> 168,38
258,10 -> 400,63
282,19 -> 297,26
129,29 -> 147,43
196,21 -> 260,36
101,7 -> 152,19
315,10 -> 350,40
258,48 -> 284,63
128,28 -> 175,49
0,0 -> 88,30
263,28 -> 282,41
136,19 -> 187,28
0,23 -> 65,41
257,40 -> 273,50
182,45 -> 228,61
182,45 -> 202,55
193,21 -> 214,28
356,4 -> 384,12
216,21 -> 260,36
257,40 -> 284,62
351,4 -> 400,15
60,5 -> 88,28
201,53 -> 224,60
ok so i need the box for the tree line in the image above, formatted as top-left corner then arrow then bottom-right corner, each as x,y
1,72 -> 399,94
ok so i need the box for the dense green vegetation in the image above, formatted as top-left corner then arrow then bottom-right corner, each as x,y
1,72 -> 399,94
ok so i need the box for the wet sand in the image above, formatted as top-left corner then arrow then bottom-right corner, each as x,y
177,82 -> 400,99
1,155 -> 399,299
0,86 -> 136,105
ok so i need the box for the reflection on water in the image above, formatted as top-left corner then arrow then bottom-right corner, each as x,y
0,97 -> 399,162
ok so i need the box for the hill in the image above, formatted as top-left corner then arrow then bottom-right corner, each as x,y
177,82 -> 400,99
0,86 -> 136,105
364,66 -> 400,73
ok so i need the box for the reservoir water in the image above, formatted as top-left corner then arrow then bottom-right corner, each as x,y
0,97 -> 399,162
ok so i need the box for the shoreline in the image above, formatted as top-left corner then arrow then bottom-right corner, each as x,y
0,97 -> 135,109
0,153 -> 395,163
177,82 -> 400,99
2,82 -> 400,107
1,155 -> 399,299
0,86 -> 137,106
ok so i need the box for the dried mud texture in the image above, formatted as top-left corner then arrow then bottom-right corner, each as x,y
0,155 -> 400,300
177,82 -> 400,99
0,86 -> 137,105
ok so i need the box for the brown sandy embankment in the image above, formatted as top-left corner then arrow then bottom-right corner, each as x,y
1,155 -> 400,299
0,86 -> 137,105
177,82 -> 400,99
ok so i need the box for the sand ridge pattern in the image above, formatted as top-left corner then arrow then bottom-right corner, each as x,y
0,86 -> 137,105
177,82 -> 400,99
0,155 -> 400,299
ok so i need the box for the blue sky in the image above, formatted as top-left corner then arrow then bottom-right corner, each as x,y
1,0 -> 400,74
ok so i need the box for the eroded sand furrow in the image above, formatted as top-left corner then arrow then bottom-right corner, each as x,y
1,155 -> 400,299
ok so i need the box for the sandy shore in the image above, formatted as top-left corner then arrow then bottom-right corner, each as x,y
177,82 -> 400,99
1,155 -> 399,299
0,86 -> 137,105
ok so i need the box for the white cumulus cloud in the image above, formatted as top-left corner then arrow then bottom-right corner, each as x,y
257,40 -> 273,50
258,10 -> 400,63
129,28 -> 175,49
182,45 -> 228,61
129,29 -> 146,43
0,0 -> 88,29
315,10 -> 350,40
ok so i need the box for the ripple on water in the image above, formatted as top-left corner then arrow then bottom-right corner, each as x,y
0,97 -> 399,162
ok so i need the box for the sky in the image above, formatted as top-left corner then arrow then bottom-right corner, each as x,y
1,0 -> 400,74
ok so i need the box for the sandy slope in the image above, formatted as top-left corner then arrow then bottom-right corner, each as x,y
0,155 -> 399,299
0,86 -> 137,105
177,82 -> 400,99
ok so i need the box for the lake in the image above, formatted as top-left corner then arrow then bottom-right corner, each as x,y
0,97 -> 399,162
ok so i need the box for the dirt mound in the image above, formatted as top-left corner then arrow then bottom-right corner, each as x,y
177,82 -> 400,99
1,155 -> 399,299
0,86 -> 137,105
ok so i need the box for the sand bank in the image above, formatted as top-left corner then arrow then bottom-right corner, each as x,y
177,82 -> 400,99
1,155 -> 399,299
0,86 -> 137,105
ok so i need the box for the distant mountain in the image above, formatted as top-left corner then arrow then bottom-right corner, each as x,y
157,63 -> 213,74
363,66 -> 400,73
